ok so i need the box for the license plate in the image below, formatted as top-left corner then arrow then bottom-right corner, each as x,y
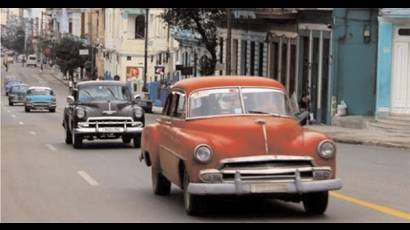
250,183 -> 288,193
98,127 -> 124,133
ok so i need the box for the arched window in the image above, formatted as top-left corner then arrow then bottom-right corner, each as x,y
135,15 -> 145,39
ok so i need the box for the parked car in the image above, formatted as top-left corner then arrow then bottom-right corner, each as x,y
133,92 -> 153,113
8,84 -> 29,106
26,55 -> 37,67
17,54 -> 25,63
4,79 -> 23,96
140,76 -> 342,216
62,81 -> 145,149
24,87 -> 56,112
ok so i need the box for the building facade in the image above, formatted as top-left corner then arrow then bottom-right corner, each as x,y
376,8 -> 410,117
104,8 -> 146,92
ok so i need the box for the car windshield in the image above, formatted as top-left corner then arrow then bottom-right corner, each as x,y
27,88 -> 52,96
11,85 -> 28,93
7,81 -> 22,86
78,85 -> 130,103
189,87 -> 291,118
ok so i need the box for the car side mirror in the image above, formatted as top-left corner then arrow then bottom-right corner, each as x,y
67,95 -> 75,105
295,111 -> 309,126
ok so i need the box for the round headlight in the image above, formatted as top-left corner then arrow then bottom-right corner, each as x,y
317,140 -> 336,160
194,145 -> 213,164
134,107 -> 143,118
76,108 -> 86,119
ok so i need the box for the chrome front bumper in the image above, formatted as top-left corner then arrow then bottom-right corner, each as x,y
188,178 -> 342,195
188,156 -> 342,196
26,102 -> 56,108
74,117 -> 144,134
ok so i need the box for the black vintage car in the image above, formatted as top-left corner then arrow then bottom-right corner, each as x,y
63,81 -> 145,149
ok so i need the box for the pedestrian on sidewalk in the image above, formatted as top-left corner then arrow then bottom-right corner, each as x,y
3,60 -> 8,72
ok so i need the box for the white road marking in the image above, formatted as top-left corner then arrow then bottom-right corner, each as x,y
77,170 -> 99,186
45,144 -> 57,152
29,131 -> 36,135
6,110 -> 10,113
19,121 -> 24,125
11,114 -> 16,118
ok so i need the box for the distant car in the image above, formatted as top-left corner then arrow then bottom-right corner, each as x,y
8,84 -> 29,106
134,92 -> 153,113
26,55 -> 37,67
5,79 -> 23,96
24,87 -> 56,113
17,54 -> 25,63
140,76 -> 342,216
6,56 -> 14,64
62,81 -> 145,149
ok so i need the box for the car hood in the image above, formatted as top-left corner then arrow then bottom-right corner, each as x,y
182,115 -> 304,161
77,101 -> 139,118
27,95 -> 55,102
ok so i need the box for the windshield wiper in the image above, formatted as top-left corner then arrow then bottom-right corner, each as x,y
248,110 -> 282,117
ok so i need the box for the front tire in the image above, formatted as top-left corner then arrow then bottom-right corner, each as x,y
183,170 -> 204,216
72,131 -> 83,149
122,136 -> 131,144
65,127 -> 73,144
25,107 -> 30,112
152,167 -> 171,196
49,108 -> 56,113
133,134 -> 141,148
303,192 -> 329,215
9,101 -> 13,106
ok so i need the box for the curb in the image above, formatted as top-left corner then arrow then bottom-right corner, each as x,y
330,136 -> 410,150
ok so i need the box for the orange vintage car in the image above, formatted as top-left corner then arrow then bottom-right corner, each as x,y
140,76 -> 342,215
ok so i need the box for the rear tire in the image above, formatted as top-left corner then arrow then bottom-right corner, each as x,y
133,135 -> 141,148
152,167 -> 171,196
183,170 -> 204,216
303,192 -> 329,215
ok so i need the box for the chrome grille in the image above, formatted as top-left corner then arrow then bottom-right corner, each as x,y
87,117 -> 137,128
219,156 -> 314,182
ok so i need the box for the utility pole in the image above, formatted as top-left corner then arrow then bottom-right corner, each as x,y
89,10 -> 94,80
143,8 -> 149,92
226,8 -> 232,75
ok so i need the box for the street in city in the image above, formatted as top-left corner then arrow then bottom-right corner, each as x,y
1,63 -> 410,222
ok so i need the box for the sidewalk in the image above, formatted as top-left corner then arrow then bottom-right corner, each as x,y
307,124 -> 410,149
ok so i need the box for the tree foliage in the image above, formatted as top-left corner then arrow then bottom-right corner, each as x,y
1,27 -> 25,54
161,9 -> 225,76
55,36 -> 87,77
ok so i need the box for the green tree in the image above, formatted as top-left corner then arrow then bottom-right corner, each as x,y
161,9 -> 225,75
55,36 -> 87,79
1,27 -> 25,54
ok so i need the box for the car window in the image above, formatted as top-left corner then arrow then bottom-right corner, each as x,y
27,89 -> 52,96
175,93 -> 186,119
162,93 -> 173,116
11,85 -> 28,93
242,88 -> 289,115
189,88 -> 242,118
78,85 -> 130,103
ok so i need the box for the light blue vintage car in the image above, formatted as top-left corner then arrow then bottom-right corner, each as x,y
24,87 -> 56,113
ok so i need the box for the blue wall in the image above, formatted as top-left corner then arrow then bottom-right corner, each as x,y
376,21 -> 393,115
330,9 -> 378,118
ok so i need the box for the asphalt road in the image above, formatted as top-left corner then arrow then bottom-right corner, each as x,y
1,63 -> 410,222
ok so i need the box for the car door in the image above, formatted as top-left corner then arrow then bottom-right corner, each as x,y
158,93 -> 179,182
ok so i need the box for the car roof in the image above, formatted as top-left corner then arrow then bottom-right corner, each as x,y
77,80 -> 126,87
11,84 -> 29,87
28,86 -> 52,90
172,76 -> 286,94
